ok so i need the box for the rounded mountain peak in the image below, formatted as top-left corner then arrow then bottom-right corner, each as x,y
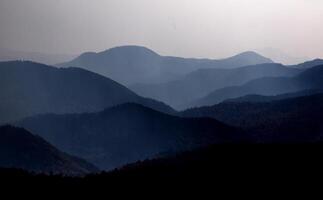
235,51 -> 268,58
100,45 -> 160,57
230,51 -> 273,63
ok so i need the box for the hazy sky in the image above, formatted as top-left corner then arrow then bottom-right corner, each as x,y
0,0 -> 323,59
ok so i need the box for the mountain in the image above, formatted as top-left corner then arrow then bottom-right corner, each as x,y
295,59 -> 323,69
58,46 -> 273,85
0,61 -> 175,124
131,63 -> 302,109
182,94 -> 323,143
17,103 -> 248,170
0,125 -> 98,175
0,48 -> 76,65
224,89 -> 323,103
216,51 -> 274,68
191,65 -> 323,107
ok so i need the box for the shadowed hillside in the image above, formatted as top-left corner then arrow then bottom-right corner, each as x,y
183,94 -> 323,143
0,126 -> 98,175
17,103 -> 248,170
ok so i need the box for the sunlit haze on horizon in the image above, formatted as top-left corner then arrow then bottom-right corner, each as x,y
0,0 -> 322,61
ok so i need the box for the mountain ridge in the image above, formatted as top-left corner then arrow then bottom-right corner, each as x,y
182,94 -> 323,143
190,64 -> 323,107
58,46 -> 273,85
131,63 -> 302,109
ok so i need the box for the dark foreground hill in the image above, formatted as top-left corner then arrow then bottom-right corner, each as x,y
1,144 -> 323,191
182,94 -> 323,143
59,46 -> 273,85
0,126 -> 98,175
107,144 -> 323,179
0,61 -> 175,124
17,103 -> 248,170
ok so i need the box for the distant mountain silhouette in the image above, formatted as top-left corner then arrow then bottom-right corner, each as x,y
0,125 -> 98,175
224,89 -> 323,103
17,103 -> 248,170
0,48 -> 76,65
0,61 -> 175,124
182,94 -> 323,143
295,59 -> 323,69
131,63 -> 302,109
218,51 -> 274,68
191,65 -> 323,107
58,46 -> 273,85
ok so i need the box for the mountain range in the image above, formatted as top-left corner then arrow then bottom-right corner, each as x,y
58,46 -> 273,85
190,64 -> 323,107
0,125 -> 98,175
2,46 -> 323,177
131,63 -> 303,109
0,61 -> 175,124
17,103 -> 248,170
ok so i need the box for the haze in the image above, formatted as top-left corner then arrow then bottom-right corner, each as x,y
0,0 -> 322,61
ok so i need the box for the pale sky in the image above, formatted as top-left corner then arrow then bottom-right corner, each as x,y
0,0 -> 322,59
